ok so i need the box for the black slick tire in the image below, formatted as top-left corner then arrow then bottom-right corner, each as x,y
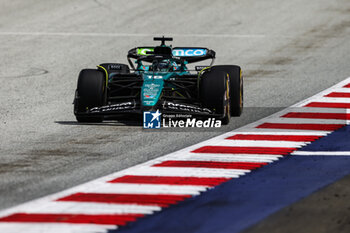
74,69 -> 105,123
200,69 -> 231,125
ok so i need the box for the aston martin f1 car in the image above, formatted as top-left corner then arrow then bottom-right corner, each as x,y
74,37 -> 243,125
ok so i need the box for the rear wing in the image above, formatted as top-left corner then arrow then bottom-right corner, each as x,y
127,47 -> 215,63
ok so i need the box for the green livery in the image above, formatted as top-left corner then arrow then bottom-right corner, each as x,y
74,36 -> 243,125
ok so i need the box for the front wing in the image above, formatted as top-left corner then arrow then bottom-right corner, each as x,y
75,100 -> 222,118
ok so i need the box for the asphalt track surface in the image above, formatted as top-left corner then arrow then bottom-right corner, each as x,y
0,0 -> 350,231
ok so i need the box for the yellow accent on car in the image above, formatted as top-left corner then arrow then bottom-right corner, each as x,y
175,91 -> 185,98
97,65 -> 108,87
225,76 -> 230,120
197,66 -> 211,90
198,67 -> 211,78
226,74 -> 230,99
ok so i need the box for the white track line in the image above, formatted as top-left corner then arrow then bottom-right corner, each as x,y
164,153 -> 281,162
223,131 -> 328,136
235,127 -> 333,133
123,167 -> 249,178
0,223 -> 116,233
328,88 -> 350,93
280,107 -> 348,114
292,151 -> 350,156
206,140 -> 307,148
304,97 -> 350,103
262,118 -> 347,124
11,202 -> 160,215
79,183 -> 208,195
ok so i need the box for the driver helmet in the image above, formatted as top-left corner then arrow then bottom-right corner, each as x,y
154,60 -> 172,71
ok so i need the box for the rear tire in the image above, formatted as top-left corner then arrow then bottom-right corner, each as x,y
200,69 -> 230,125
211,65 -> 243,116
74,69 -> 105,123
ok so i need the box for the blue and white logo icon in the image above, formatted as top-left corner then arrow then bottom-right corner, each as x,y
143,110 -> 161,129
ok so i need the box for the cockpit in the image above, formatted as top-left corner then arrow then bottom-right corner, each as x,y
151,60 -> 173,72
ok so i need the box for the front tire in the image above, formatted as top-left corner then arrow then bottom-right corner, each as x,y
200,69 -> 231,125
74,69 -> 105,123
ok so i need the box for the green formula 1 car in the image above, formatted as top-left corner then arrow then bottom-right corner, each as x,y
73,36 -> 243,125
